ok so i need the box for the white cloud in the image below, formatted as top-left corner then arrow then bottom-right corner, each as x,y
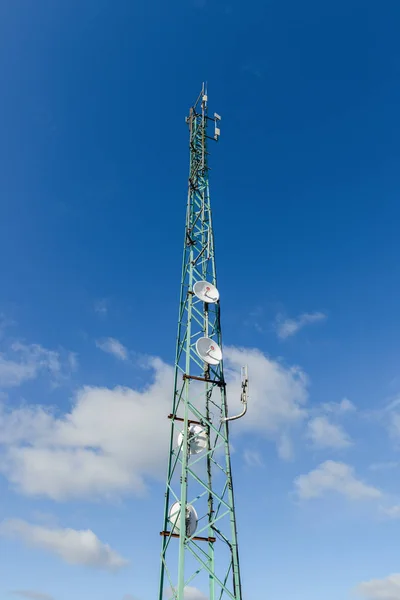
277,433 -> 294,460
224,346 -> 308,434
96,338 -> 128,361
94,299 -> 108,317
0,519 -> 128,571
168,587 -> 207,600
376,398 -> 400,445
0,356 -> 37,387
275,312 -> 326,340
387,406 -> 400,440
184,587 -> 207,600
294,460 -> 382,500
68,352 -> 79,371
356,573 -> 400,599
223,347 -> 308,459
0,347 -> 309,500
307,416 -> 352,449
0,358 -> 172,500
243,449 -> 263,467
381,505 -> 400,519
0,342 -> 62,388
322,398 -> 356,414
11,592 -> 54,600
385,397 -> 400,413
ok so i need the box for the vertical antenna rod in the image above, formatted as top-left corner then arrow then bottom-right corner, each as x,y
157,85 -> 244,600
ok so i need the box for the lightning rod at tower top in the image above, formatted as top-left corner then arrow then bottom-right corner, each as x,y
157,84 -> 248,600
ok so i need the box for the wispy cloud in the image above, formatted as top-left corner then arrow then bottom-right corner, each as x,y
306,416 -> 352,449
241,63 -> 265,80
68,352 -> 78,372
192,0 -> 207,8
375,396 -> 400,444
94,299 -> 108,318
356,573 -> 400,599
243,449 -> 264,467
10,591 -> 55,600
294,461 -> 382,500
0,519 -> 128,571
244,306 -> 265,333
369,461 -> 399,471
380,504 -> 400,519
277,433 -> 294,461
321,398 -> 356,414
0,342 -> 73,388
275,312 -> 327,340
96,337 -> 127,361
0,314 -> 15,339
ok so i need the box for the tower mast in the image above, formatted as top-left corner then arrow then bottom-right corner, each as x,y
158,85 -> 246,600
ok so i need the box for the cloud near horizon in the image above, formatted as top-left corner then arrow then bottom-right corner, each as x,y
0,519 -> 128,571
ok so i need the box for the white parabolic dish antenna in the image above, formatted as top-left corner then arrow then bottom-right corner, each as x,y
178,424 -> 207,455
196,337 -> 222,365
193,280 -> 220,303
169,501 -> 198,536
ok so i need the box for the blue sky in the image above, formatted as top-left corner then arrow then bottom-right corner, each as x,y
1,0 -> 400,599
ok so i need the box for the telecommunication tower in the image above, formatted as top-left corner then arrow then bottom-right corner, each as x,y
157,86 -> 248,600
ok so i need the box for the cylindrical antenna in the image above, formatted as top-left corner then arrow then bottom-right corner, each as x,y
221,365 -> 248,422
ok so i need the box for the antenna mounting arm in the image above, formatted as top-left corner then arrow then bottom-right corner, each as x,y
221,366 -> 248,423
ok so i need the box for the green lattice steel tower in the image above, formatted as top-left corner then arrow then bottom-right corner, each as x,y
158,85 -> 248,600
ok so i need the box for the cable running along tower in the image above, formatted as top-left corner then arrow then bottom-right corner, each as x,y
158,86 -> 248,600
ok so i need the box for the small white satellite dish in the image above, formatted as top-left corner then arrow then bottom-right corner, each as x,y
178,424 -> 207,455
196,337 -> 222,365
169,501 -> 198,537
193,280 -> 220,303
